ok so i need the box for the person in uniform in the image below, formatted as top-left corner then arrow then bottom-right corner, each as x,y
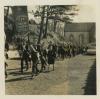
30,45 -> 39,77
20,43 -> 29,73
40,51 -> 47,72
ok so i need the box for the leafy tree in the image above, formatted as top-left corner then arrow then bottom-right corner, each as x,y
34,5 -> 78,44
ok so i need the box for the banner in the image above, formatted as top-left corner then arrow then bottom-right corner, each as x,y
12,6 -> 29,36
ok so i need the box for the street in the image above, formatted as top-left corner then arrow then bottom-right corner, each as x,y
5,54 -> 96,95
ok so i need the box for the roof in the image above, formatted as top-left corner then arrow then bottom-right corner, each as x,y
64,22 -> 95,32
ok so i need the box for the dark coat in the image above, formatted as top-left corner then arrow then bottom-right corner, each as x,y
31,52 -> 38,64
47,50 -> 56,64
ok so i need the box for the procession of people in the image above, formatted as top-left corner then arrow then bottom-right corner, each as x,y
5,41 -> 88,78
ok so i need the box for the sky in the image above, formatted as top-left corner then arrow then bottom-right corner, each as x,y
28,4 -> 96,22
72,5 -> 96,22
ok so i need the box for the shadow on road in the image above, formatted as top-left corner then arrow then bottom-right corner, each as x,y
7,68 -> 20,71
9,58 -> 21,60
9,71 -> 32,76
82,60 -> 96,95
5,75 -> 33,82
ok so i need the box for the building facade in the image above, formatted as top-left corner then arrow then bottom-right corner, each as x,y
64,22 -> 95,46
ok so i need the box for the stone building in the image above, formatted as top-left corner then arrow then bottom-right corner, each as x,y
64,22 -> 95,46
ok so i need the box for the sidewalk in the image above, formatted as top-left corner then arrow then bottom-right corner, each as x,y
7,50 -> 20,59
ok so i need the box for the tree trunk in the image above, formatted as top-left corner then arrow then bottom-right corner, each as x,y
37,6 -> 45,44
54,14 -> 57,33
54,20 -> 57,33
5,6 -> 9,42
43,6 -> 49,38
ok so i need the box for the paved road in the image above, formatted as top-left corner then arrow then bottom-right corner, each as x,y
5,55 -> 96,95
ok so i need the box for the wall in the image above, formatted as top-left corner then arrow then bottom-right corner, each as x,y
64,32 -> 89,46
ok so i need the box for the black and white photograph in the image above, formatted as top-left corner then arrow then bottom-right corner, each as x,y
4,4 -> 96,95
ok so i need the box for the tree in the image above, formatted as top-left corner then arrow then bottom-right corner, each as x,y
34,5 -> 79,44
4,6 -> 14,42
48,5 -> 78,32
4,6 -> 16,43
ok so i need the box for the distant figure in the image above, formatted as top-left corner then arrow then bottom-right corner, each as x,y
72,46 -> 75,57
67,45 -> 71,58
60,46 -> 65,60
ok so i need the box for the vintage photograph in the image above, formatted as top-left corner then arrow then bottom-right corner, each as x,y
4,5 -> 96,95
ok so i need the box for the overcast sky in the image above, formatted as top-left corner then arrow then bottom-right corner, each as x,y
72,5 -> 96,22
28,4 -> 96,22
